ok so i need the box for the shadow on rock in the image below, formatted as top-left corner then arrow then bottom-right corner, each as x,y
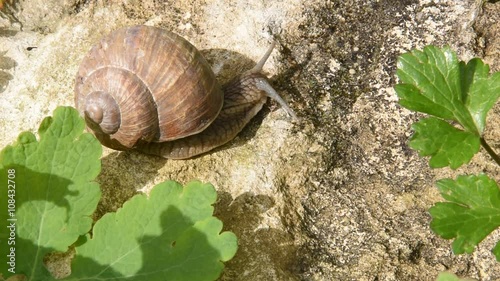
95,150 -> 167,220
215,191 -> 300,281
0,51 -> 16,93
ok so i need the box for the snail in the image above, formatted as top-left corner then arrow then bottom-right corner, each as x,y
74,25 -> 297,159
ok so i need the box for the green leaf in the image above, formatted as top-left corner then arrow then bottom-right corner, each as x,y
0,106 -> 102,279
395,46 -> 500,169
463,59 -> 500,133
409,117 -> 480,169
429,174 -> 500,260
493,241 -> 500,260
436,272 -> 476,281
68,180 -> 238,281
396,46 -> 476,132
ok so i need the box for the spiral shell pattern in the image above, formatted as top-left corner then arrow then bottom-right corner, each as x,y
74,25 -> 224,150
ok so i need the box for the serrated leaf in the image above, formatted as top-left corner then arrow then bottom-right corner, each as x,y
463,59 -> 500,133
409,117 -> 480,169
395,46 -> 500,169
429,174 -> 500,260
396,46 -> 476,132
68,180 -> 237,281
0,106 -> 102,279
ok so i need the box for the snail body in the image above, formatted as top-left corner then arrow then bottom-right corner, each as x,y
75,25 -> 296,159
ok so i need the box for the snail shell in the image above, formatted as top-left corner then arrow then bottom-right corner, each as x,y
75,25 -> 296,159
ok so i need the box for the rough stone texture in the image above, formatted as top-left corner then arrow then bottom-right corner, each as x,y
1,0 -> 500,280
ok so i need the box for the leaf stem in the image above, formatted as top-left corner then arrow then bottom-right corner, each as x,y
480,137 -> 500,167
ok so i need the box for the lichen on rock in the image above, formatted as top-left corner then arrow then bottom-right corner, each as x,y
1,0 -> 500,280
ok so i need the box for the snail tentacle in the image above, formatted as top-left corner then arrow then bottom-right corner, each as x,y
249,41 -> 298,120
136,42 -> 297,159
254,78 -> 298,120
250,41 -> 276,73
75,25 -> 296,159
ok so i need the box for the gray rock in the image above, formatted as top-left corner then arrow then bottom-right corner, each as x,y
1,0 -> 499,280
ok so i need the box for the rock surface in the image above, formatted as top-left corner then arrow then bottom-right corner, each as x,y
1,0 -> 500,280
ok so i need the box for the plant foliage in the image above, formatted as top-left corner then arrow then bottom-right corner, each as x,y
394,46 -> 500,278
0,107 -> 237,280
68,180 -> 237,280
429,175 -> 500,257
0,107 -> 102,280
436,272 -> 476,281
395,45 -> 500,169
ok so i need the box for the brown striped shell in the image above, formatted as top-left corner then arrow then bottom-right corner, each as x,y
74,25 -> 224,150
